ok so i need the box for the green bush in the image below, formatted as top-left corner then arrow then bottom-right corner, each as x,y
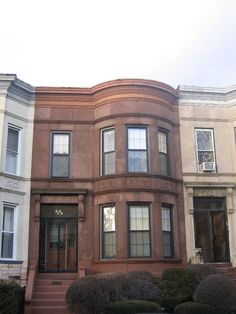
120,278 -> 163,304
160,268 -> 198,311
187,264 -> 221,283
104,299 -> 162,314
65,274 -> 122,314
0,281 -> 23,314
124,270 -> 158,284
174,301 -> 222,314
193,274 -> 235,313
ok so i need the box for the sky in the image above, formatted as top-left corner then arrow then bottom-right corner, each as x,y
1,0 -> 236,88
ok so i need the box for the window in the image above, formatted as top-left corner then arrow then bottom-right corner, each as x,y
162,205 -> 173,257
101,128 -> 115,175
51,133 -> 70,177
1,204 -> 16,259
5,125 -> 21,175
158,130 -> 169,176
128,127 -> 147,172
195,129 -> 215,170
101,205 -> 116,259
129,204 -> 151,257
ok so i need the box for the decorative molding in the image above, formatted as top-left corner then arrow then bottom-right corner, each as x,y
193,188 -> 226,197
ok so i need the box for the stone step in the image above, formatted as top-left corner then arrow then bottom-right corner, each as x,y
34,278 -> 74,286
33,291 -> 66,299
32,298 -> 66,307
34,285 -> 69,293
32,305 -> 69,314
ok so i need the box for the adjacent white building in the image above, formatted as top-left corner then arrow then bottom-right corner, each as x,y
0,74 -> 35,285
179,85 -> 236,267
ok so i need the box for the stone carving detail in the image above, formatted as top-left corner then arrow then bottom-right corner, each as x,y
4,179 -> 20,190
127,177 -> 152,188
78,195 -> 85,222
194,188 -> 226,197
41,195 -> 78,203
159,180 -> 173,191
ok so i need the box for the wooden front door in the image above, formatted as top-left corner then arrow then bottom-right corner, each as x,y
39,205 -> 78,272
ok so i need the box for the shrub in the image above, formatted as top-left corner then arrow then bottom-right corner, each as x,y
65,275 -> 122,314
121,278 -> 163,304
124,270 -> 158,284
0,281 -> 23,314
160,268 -> 198,311
187,264 -> 221,283
104,299 -> 162,314
174,301 -> 222,314
193,274 -> 236,313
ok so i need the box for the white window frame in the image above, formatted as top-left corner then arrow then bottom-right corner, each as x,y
0,203 -> 18,260
195,128 -> 216,172
5,124 -> 21,176
100,127 -> 115,176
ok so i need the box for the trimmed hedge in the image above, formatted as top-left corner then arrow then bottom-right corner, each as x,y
104,299 -> 162,314
120,278 -> 163,304
66,275 -> 122,314
174,301 -> 222,314
160,268 -> 198,311
193,274 -> 235,313
187,264 -> 221,283
0,281 -> 24,314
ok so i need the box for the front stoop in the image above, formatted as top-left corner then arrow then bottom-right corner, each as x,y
31,273 -> 77,314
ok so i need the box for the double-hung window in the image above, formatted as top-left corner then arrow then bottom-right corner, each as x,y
1,204 -> 16,259
51,133 -> 70,177
5,125 -> 21,175
129,204 -> 151,257
101,205 -> 116,259
158,130 -> 169,176
101,128 -> 115,175
162,205 -> 173,257
127,127 -> 148,172
195,129 -> 215,171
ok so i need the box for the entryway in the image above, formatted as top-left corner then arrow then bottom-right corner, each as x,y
39,205 -> 78,272
194,197 -> 230,263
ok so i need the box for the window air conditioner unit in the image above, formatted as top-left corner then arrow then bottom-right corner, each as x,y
200,161 -> 215,172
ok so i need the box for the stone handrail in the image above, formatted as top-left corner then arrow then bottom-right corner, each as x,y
24,266 -> 36,314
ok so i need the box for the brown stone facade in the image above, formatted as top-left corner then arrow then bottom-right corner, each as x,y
29,79 -> 186,277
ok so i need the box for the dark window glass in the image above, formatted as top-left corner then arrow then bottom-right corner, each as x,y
1,206 -> 14,259
158,130 -> 169,176
128,128 -> 147,172
162,206 -> 173,257
102,128 -> 115,175
6,127 -> 20,174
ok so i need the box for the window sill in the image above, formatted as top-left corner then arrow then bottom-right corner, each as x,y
94,258 -> 182,264
0,260 -> 23,264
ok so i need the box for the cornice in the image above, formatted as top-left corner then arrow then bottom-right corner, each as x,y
0,73 -> 35,106
36,78 -> 178,107
178,84 -> 236,106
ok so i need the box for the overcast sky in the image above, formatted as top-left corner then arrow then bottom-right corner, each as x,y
1,0 -> 236,88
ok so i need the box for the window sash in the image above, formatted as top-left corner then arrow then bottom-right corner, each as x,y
102,128 -> 115,175
128,127 -> 148,172
1,205 -> 15,259
158,130 -> 169,176
101,205 -> 116,259
129,205 -> 151,257
195,129 -> 215,165
6,126 -> 20,175
51,133 -> 70,177
162,206 -> 173,257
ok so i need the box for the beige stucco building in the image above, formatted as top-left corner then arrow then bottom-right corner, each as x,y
179,85 -> 236,266
0,74 -> 35,285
